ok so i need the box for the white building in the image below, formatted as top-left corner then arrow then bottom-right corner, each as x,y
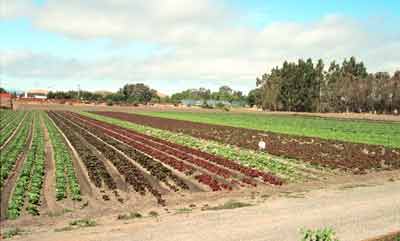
25,89 -> 49,99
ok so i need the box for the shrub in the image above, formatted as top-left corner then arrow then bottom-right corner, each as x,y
201,103 -> 214,109
69,218 -> 97,227
148,211 -> 159,217
1,227 -> 25,239
117,212 -> 142,220
301,227 -> 339,241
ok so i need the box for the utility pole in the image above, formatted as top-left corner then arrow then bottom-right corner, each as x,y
78,84 -> 81,101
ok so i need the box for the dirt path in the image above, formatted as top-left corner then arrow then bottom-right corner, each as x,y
0,120 -> 33,220
41,118 -> 61,213
5,179 -> 400,241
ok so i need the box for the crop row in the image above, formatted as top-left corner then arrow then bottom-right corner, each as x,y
0,110 -> 19,130
43,113 -> 81,201
7,112 -> 45,218
68,113 -> 229,180
0,112 -> 32,189
65,112 -> 231,191
0,111 -> 26,146
53,111 -> 166,205
60,112 -> 189,192
48,112 -> 116,191
69,113 -> 232,181
72,112 -> 283,186
26,113 -> 46,215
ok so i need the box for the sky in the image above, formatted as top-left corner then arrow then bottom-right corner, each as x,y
1,0 -> 399,94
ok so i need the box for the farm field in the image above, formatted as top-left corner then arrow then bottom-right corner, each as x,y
1,109 -> 399,241
137,111 -> 400,148
93,111 -> 400,173
2,109 -> 321,221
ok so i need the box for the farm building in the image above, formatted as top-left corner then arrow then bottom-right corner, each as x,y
181,99 -> 204,106
0,92 -> 13,109
25,89 -> 49,99
181,99 -> 245,107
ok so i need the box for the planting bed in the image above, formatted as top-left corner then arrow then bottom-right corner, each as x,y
94,111 -> 400,173
7,112 -> 45,219
43,114 -> 81,201
58,113 -> 190,192
48,112 -> 117,191
0,112 -> 32,189
50,111 -> 166,204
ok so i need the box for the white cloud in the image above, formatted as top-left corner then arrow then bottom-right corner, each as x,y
1,0 -> 37,19
1,0 -> 400,93
31,0 -> 232,44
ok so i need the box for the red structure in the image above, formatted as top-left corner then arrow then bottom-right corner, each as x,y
0,93 -> 13,109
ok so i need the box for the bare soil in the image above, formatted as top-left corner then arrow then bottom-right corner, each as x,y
362,231 -> 400,241
41,117 -> 61,213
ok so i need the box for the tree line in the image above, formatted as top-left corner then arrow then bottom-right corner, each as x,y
47,84 -> 248,106
47,83 -> 160,105
36,56 -> 400,114
170,86 -> 247,104
253,57 -> 399,114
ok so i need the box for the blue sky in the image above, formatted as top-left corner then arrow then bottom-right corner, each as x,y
1,0 -> 399,94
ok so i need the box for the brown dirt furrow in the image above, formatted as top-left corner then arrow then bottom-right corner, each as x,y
94,111 -> 400,173
41,116 -> 61,213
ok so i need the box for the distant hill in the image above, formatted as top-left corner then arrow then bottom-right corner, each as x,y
94,90 -> 113,97
156,91 -> 168,98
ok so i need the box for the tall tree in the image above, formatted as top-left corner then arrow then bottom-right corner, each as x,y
247,88 -> 262,107
120,83 -> 157,104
